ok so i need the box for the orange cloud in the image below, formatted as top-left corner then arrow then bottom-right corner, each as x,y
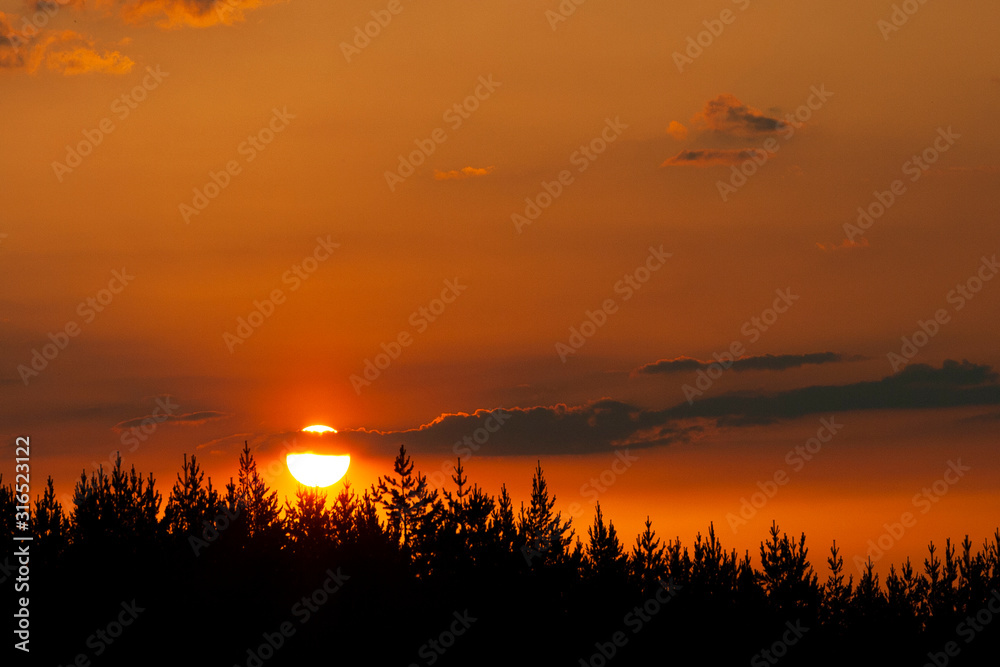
41,42 -> 134,75
666,121 -> 688,140
1,15 -> 133,75
120,0 -> 280,29
433,166 -> 495,181
661,149 -> 765,167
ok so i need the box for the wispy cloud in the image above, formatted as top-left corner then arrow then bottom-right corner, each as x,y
119,0 -> 282,29
662,148 -> 765,167
0,13 -> 133,75
633,352 -> 858,376
114,410 -> 229,432
434,166 -> 495,181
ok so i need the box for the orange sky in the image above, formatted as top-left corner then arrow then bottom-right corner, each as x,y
2,0 -> 1000,575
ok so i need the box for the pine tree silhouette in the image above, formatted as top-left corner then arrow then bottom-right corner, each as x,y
164,454 -> 220,537
233,442 -> 280,543
585,502 -> 627,581
517,460 -> 573,567
631,515 -> 666,592
8,447 -> 1000,666
374,444 -> 439,561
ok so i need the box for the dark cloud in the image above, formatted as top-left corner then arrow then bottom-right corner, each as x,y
119,0 -> 281,28
634,352 -> 858,375
661,148 -> 764,167
113,410 -> 229,432
241,361 -> 1000,460
665,359 -> 1000,426
695,94 -> 789,137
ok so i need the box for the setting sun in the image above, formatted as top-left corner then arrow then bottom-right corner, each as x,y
286,453 -> 350,487
302,424 -> 337,433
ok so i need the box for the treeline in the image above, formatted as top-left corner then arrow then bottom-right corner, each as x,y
2,443 -> 999,666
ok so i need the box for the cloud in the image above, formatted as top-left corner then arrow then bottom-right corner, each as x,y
666,121 -> 688,140
119,0 -> 280,29
238,360 -> 1000,460
113,410 -> 229,432
195,432 -> 253,450
816,238 -> 870,251
634,352 -> 857,375
39,39 -> 134,75
27,0 -> 88,11
316,402 -> 711,458
0,13 -> 133,74
693,93 -> 789,137
661,148 -> 765,167
434,166 -> 495,181
668,359 -> 1000,427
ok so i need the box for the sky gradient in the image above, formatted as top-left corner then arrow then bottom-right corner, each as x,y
2,0 -> 999,575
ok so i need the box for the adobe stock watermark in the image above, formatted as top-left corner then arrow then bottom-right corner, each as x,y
427,408 -> 513,489
681,288 -> 799,403
673,0 -> 756,73
3,0 -> 77,50
727,417 -> 844,534
92,396 -> 181,472
407,610 -> 477,667
578,578 -> 681,666
16,268 -> 135,386
52,66 -> 169,183
854,459 -> 970,573
750,620 -> 810,667
350,278 -> 467,394
923,589 -> 1000,667
223,236 -> 340,352
340,0 -> 412,62
188,505 -> 241,556
54,600 -> 145,665
522,449 -> 639,565
878,0 -> 933,40
716,84 -> 833,202
179,107 -> 295,223
886,253 -> 997,372
234,567 -> 350,667
841,127 -> 959,244
512,117 -> 628,234
384,75 -> 502,192
545,0 -> 589,30
556,245 -> 671,362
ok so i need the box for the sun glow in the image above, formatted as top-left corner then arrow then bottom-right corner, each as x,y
286,453 -> 350,487
302,424 -> 337,433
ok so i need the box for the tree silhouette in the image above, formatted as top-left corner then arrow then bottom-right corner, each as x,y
164,454 -> 220,537
631,515 -> 666,593
585,502 -> 627,581
374,444 -> 439,558
757,520 -> 819,615
517,460 -> 573,567
70,454 -> 161,548
6,448 -> 1000,666
34,476 -> 66,556
232,442 -> 280,544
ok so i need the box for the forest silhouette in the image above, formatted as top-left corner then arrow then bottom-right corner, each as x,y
3,443 -> 999,666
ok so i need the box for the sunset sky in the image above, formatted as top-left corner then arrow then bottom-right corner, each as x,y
2,0 -> 999,574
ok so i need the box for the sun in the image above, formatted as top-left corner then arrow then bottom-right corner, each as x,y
286,453 -> 350,487
302,424 -> 337,433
